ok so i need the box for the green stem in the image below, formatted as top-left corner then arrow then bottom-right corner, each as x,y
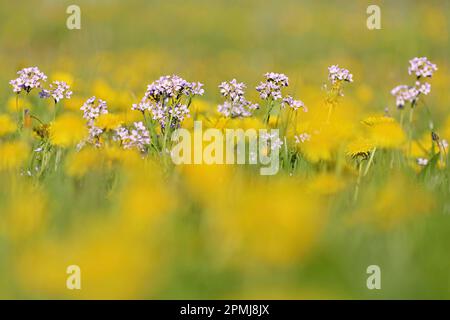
353,160 -> 363,203
363,147 -> 377,176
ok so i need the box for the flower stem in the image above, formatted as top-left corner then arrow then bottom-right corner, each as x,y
363,147 -> 377,176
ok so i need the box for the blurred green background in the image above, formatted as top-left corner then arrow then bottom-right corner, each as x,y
0,0 -> 448,110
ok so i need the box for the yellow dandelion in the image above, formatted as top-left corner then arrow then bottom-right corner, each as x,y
368,121 -> 405,149
356,84 -> 374,104
354,174 -> 435,229
410,134 -> 432,159
0,184 -> 47,240
95,113 -> 124,131
307,173 -> 347,195
49,113 -> 88,147
300,124 -> 351,163
51,72 -> 74,86
93,79 -> 117,102
361,115 -> 395,126
346,138 -> 375,158
0,141 -> 29,171
65,147 -> 100,178
191,99 -> 212,114
64,96 -> 85,112
0,114 -> 17,137
210,179 -> 326,266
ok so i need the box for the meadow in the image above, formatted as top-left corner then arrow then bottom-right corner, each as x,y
0,0 -> 449,299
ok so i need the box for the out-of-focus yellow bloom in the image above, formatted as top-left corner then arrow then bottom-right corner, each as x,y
65,147 -> 100,178
366,121 -> 405,149
0,141 -> 29,171
50,113 -> 88,147
66,145 -> 141,178
95,113 -> 124,131
115,91 -> 134,111
93,79 -> 117,102
346,138 -> 375,158
0,114 -> 17,137
410,134 -> 432,159
0,183 -> 47,240
180,164 -> 233,205
118,168 -> 177,229
354,174 -> 435,229
361,115 -> 395,126
64,96 -> 85,112
441,116 -> 450,142
356,84 -> 374,105
15,225 -> 159,299
103,145 -> 141,169
209,179 -> 326,266
307,172 -> 347,195
51,72 -> 74,86
190,99 -> 212,114
6,96 -> 32,113
299,123 -> 351,163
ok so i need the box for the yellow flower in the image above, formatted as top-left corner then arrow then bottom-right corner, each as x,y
410,134 -> 432,159
64,96 -> 85,112
50,113 -> 88,147
361,115 -> 395,126
93,79 -> 117,102
95,113 -> 124,131
346,138 -> 375,158
0,183 -> 47,240
307,173 -> 347,195
354,173 -> 435,229
65,147 -> 100,178
15,224 -> 159,299
442,116 -> 450,141
0,114 -> 17,137
209,179 -> 326,266
51,72 -> 74,86
190,99 -> 212,114
356,84 -> 374,104
300,124 -> 351,163
0,141 -> 29,171
368,121 -> 405,149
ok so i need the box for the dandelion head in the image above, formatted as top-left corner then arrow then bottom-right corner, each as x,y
95,113 -> 124,131
0,141 -> 29,171
49,113 -> 88,148
0,114 -> 17,137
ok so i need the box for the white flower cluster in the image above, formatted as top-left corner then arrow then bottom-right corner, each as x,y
408,57 -> 438,78
10,66 -> 47,93
281,95 -> 307,112
328,65 -> 353,84
115,122 -> 151,152
261,132 -> 284,151
256,72 -> 289,100
40,81 -> 72,103
217,79 -> 259,118
80,96 -> 109,145
132,75 -> 204,130
81,96 -> 108,122
391,57 -> 437,109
